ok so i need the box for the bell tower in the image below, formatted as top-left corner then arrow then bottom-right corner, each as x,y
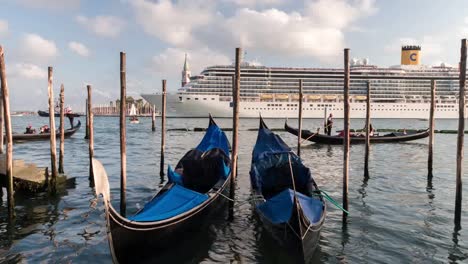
181,53 -> 191,87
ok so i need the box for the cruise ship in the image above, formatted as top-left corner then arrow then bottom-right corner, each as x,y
141,46 -> 464,119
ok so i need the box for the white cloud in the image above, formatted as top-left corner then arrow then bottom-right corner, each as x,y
131,0 -> 215,46
19,33 -> 58,61
305,0 -> 377,29
223,0 -> 284,7
222,8 -> 344,58
151,47 -> 230,77
76,15 -> 125,37
130,0 -> 378,62
11,63 -> 47,79
68,41 -> 90,57
16,0 -> 80,9
0,20 -> 8,35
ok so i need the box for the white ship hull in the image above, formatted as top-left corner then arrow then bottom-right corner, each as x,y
141,93 -> 463,119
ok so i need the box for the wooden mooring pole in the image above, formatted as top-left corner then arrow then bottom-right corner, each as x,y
160,80 -> 166,178
297,79 -> 303,157
120,52 -> 127,217
428,80 -> 436,182
0,88 -> 3,155
85,98 -> 89,139
229,48 -> 241,220
59,84 -> 65,174
343,48 -> 350,222
0,46 -> 14,218
455,39 -> 466,228
87,85 -> 94,187
48,67 -> 58,194
364,81 -> 371,177
152,105 -> 156,132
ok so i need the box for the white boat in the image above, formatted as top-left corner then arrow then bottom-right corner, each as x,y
129,104 -> 139,124
141,46 -> 466,119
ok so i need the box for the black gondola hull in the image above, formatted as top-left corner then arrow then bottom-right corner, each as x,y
285,122 -> 430,144
106,178 -> 231,263
253,190 -> 324,263
37,110 -> 81,117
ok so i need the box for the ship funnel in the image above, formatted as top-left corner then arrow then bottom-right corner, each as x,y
401,45 -> 421,65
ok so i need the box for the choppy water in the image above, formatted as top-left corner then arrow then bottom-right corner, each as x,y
0,116 -> 467,263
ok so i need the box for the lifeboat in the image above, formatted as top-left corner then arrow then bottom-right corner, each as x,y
308,95 -> 321,100
260,94 -> 274,100
275,94 -> 289,100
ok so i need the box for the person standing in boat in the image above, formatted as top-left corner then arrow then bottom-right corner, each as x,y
326,113 -> 333,136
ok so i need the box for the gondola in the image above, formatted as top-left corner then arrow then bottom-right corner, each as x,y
37,110 -> 81,117
250,117 -> 326,262
12,120 -> 81,142
285,120 -> 430,145
92,116 -> 231,263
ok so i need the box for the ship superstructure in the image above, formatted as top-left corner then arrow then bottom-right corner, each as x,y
142,46 -> 464,118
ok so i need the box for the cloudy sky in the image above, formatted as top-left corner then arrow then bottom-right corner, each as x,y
1,0 -> 468,111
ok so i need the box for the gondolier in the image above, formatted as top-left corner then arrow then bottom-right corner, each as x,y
326,113 -> 333,136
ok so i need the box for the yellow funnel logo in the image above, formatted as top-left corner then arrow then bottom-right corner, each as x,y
401,46 -> 421,65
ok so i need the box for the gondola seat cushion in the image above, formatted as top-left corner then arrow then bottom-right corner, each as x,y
128,184 -> 208,222
257,188 -> 323,224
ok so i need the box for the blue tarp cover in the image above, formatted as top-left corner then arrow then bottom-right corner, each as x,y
128,185 -> 208,222
257,188 -> 323,224
250,127 -> 311,194
196,123 -> 230,156
252,127 -> 291,162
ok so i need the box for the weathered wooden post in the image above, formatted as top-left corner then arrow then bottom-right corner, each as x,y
455,39 -> 466,228
160,80 -> 167,178
0,91 -> 3,154
120,52 -> 127,217
59,84 -> 65,174
152,105 -> 156,132
229,48 -> 241,220
297,79 -> 303,157
84,98 -> 89,139
48,67 -> 58,194
364,81 -> 371,177
343,48 -> 350,222
428,80 -> 436,181
0,46 -> 14,218
87,85 -> 94,187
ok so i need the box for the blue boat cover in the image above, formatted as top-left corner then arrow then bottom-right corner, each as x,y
128,184 -> 208,222
196,123 -> 230,157
257,188 -> 323,224
129,119 -> 229,222
250,127 -> 311,194
252,127 -> 291,162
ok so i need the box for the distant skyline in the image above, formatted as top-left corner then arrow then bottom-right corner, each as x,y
1,0 -> 468,111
